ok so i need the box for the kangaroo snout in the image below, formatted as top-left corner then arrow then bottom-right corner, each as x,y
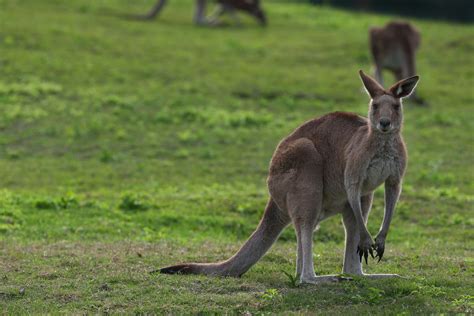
378,118 -> 391,132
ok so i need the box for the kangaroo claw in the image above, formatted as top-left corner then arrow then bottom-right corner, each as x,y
377,249 -> 384,262
357,246 -> 372,264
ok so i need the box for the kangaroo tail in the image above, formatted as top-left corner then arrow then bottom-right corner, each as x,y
160,198 -> 289,277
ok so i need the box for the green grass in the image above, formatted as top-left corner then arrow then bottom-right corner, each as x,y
0,0 -> 473,313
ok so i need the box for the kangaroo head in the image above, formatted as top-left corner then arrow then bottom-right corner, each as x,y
253,8 -> 266,26
250,0 -> 266,26
359,70 -> 419,134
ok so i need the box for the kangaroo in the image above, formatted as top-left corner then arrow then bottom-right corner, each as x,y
160,71 -> 419,284
141,0 -> 266,26
370,21 -> 424,105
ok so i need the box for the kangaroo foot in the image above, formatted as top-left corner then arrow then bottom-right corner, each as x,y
362,273 -> 402,279
299,274 -> 353,285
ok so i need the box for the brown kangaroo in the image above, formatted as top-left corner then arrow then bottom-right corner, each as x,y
141,0 -> 266,26
370,21 -> 424,104
160,71 -> 419,284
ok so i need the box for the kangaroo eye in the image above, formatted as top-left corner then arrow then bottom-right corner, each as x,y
393,103 -> 400,110
372,103 -> 379,109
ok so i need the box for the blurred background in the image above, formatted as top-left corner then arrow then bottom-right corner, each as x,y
318,0 -> 473,22
0,0 -> 473,314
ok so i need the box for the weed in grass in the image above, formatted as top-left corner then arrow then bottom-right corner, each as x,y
260,288 -> 282,302
99,150 -> 115,163
5,149 -> 21,160
282,270 -> 299,288
119,193 -> 150,212
0,207 -> 23,233
451,295 -> 474,313
0,79 -> 62,98
33,194 -> 78,210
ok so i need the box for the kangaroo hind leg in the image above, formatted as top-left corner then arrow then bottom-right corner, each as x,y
274,138 -> 342,284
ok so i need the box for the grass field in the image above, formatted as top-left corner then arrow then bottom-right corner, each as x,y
0,0 -> 473,313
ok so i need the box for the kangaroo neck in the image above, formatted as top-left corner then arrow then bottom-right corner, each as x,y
351,123 -> 401,158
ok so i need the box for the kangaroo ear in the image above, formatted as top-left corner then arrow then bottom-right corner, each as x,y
389,76 -> 419,98
359,70 -> 384,98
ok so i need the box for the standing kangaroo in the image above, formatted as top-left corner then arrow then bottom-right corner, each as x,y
160,71 -> 419,284
370,21 -> 424,104
141,0 -> 266,26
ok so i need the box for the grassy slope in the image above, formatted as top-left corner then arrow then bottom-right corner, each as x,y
0,0 -> 473,313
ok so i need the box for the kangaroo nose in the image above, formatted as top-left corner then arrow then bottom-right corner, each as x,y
380,119 -> 391,128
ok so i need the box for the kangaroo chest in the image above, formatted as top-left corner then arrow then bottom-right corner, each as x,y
381,46 -> 405,70
363,149 -> 399,192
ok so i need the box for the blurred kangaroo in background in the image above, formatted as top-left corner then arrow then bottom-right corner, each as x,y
141,0 -> 266,26
370,21 -> 424,104
159,71 -> 419,284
